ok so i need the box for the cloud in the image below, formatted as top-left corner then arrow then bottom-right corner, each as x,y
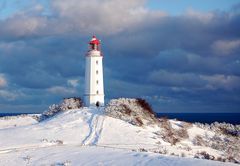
0,74 -> 7,88
51,0 -> 166,35
149,69 -> 240,91
151,50 -> 227,75
201,74 -> 240,90
149,70 -> 205,88
0,90 -> 22,101
0,14 -> 47,39
211,39 -> 240,56
184,9 -> 214,23
67,79 -> 79,88
47,86 -> 77,95
0,0 -> 166,39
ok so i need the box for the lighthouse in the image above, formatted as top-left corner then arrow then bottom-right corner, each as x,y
84,36 -> 104,107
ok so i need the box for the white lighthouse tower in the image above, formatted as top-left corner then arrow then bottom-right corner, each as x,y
84,36 -> 104,107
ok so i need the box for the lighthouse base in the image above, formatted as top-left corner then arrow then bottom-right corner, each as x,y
84,94 -> 104,107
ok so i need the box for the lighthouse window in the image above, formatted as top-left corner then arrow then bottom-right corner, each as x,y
96,90 -> 99,94
96,61 -> 98,65
96,70 -> 99,74
96,80 -> 99,84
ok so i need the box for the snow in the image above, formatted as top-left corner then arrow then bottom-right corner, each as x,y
0,146 -> 235,166
0,107 -> 238,165
188,125 -> 215,140
169,119 -> 183,130
0,115 -> 38,129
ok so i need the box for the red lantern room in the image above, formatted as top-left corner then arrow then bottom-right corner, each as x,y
89,35 -> 101,51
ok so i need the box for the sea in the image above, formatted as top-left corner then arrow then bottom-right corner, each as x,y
156,113 -> 240,125
0,113 -> 239,125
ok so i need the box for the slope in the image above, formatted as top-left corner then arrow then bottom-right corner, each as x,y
0,107 -> 238,166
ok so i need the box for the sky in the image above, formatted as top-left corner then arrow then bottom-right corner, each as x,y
0,0 -> 240,113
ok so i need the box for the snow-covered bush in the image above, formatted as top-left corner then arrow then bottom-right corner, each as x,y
104,98 -> 157,126
193,135 -> 206,146
60,97 -> 83,111
159,117 -> 189,145
216,157 -> 226,162
176,128 -> 189,139
159,117 -> 176,145
194,121 -> 240,163
41,138 -> 63,145
195,122 -> 240,137
181,152 -> 186,157
40,97 -> 83,121
194,151 -> 215,160
226,156 -> 239,163
153,147 -> 168,154
0,114 -> 40,121
139,148 -> 148,152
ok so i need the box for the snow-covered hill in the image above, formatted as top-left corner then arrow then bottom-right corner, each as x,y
0,114 -> 39,129
0,98 -> 239,166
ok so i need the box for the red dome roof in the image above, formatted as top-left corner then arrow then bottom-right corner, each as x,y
89,35 -> 100,45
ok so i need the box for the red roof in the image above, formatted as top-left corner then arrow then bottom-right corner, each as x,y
89,35 -> 100,45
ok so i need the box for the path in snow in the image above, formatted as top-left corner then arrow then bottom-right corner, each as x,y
82,108 -> 105,145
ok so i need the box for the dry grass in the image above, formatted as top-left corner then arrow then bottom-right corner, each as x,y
176,128 -> 189,139
120,104 -> 132,115
135,117 -> 144,126
159,117 -> 189,145
193,135 -> 205,146
136,98 -> 155,116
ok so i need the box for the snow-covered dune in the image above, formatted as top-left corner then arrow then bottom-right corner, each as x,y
0,145 -> 236,166
0,115 -> 38,129
0,107 -> 238,165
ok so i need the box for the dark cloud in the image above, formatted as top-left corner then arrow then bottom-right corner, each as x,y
0,0 -> 239,113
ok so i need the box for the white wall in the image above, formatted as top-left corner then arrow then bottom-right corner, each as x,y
84,50 -> 104,106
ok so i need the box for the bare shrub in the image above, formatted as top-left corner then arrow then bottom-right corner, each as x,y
176,128 -> 189,139
104,98 -> 158,126
226,156 -> 238,163
139,148 -> 148,152
135,117 -> 143,126
186,146 -> 192,151
41,139 -> 63,145
217,157 -> 226,162
40,97 -> 83,121
153,147 -> 168,154
55,140 -> 64,145
194,151 -> 215,160
159,116 -> 168,121
219,126 -> 239,137
121,104 -> 132,115
160,117 -> 171,130
181,152 -> 186,157
182,121 -> 193,129
61,97 -> 84,111
195,122 -> 240,137
193,135 -> 205,146
171,137 -> 180,145
136,98 -> 154,116
160,119 -> 175,145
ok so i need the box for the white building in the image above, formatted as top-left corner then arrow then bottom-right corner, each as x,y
84,36 -> 104,107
